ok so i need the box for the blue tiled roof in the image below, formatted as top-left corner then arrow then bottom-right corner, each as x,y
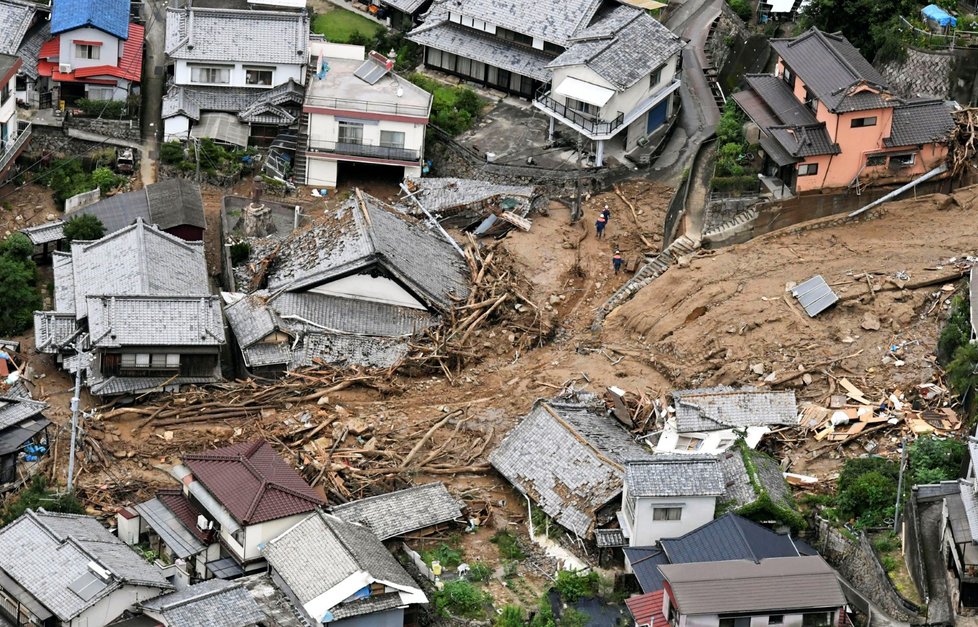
624,547 -> 669,593
51,0 -> 130,40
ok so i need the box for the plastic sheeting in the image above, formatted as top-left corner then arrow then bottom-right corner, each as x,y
922,4 -> 956,28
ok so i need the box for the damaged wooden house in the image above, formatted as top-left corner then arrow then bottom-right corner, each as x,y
400,176 -> 539,235
33,219 -> 225,398
489,395 -> 653,542
330,482 -> 462,541
117,440 -> 325,582
223,192 -> 469,374
0,393 -> 50,491
653,387 -> 799,455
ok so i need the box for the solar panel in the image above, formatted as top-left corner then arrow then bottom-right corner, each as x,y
353,59 -> 389,85
68,572 -> 108,601
790,275 -> 839,317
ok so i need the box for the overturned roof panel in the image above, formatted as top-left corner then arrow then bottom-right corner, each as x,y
790,274 -> 838,317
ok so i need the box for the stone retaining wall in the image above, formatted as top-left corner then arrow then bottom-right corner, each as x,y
879,48 -> 952,100
68,117 -> 142,143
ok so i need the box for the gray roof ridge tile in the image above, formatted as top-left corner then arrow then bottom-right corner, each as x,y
155,582 -> 242,610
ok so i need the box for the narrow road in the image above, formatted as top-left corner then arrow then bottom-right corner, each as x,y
140,0 -> 167,186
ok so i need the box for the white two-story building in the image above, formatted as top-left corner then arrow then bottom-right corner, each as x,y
163,7 -> 308,145
299,42 -> 432,188
0,53 -> 30,180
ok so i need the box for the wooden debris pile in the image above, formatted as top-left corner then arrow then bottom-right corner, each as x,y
403,237 -> 552,379
950,106 -> 978,179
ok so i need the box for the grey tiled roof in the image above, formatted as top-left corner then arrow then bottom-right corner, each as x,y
408,20 -> 554,82
65,219 -> 210,320
659,513 -> 800,565
489,399 -> 651,538
0,0 -> 34,55
223,293 -> 283,348
53,252 -> 75,312
19,221 -> 64,245
625,455 -> 725,497
88,376 -> 218,396
741,75 -> 818,127
433,0 -> 602,46
70,179 -> 206,234
771,28 -> 893,113
758,134 -> 798,167
268,194 -> 469,311
331,483 -> 462,540
140,579 -> 266,627
550,6 -> 682,90
403,177 -> 535,217
163,81 -> 303,125
719,448 -> 794,511
237,574 -> 310,627
0,396 -> 48,432
17,21 -> 49,80
262,512 -> 420,609
382,0 -> 427,14
0,510 -> 171,621
768,125 -> 840,158
33,312 -> 80,353
87,295 -> 225,347
885,99 -> 955,147
165,7 -> 308,65
672,387 -> 798,433
329,592 -> 403,620
289,332 -> 409,369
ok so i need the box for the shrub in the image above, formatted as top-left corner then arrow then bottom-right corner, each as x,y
422,543 -> 463,570
90,167 -> 124,193
1,476 -> 84,525
947,342 -> 978,401
908,436 -> 967,485
74,98 -> 127,118
880,554 -> 899,573
409,73 -> 484,136
496,605 -> 525,627
836,458 -> 899,528
727,0 -> 752,21
434,580 -> 491,618
711,175 -> 759,192
63,214 -> 106,243
160,141 -> 186,165
558,608 -> 590,627
0,236 -> 41,335
468,561 -> 493,582
530,594 -> 556,627
873,531 -> 901,553
491,530 -> 526,560
938,294 -> 970,363
229,242 -> 251,266
554,570 -> 598,603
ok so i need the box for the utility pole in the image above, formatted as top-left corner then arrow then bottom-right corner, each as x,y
571,135 -> 583,223
193,138 -> 201,186
893,436 -> 907,533
67,347 -> 83,493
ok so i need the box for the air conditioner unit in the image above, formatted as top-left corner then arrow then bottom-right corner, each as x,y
59,63 -> 72,74
196,514 -> 209,531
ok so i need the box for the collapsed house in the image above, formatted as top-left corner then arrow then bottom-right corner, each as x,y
489,396 -> 652,540
330,482 -> 462,540
401,176 -> 539,233
654,387 -> 799,455
0,393 -> 50,490
33,219 -> 225,398
223,192 -> 470,374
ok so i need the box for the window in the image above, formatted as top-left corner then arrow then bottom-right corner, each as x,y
624,495 -> 636,523
851,116 -> 877,128
866,154 -> 886,167
652,507 -> 682,521
717,438 -> 735,449
0,83 -> 8,105
804,87 -> 818,113
889,153 -> 916,167
543,41 -> 563,55
190,65 -> 231,84
565,98 -> 595,116
650,66 -> 663,89
380,130 -> 405,148
337,121 -> 364,144
245,67 -> 273,86
719,619 -> 751,627
120,353 -> 151,367
232,529 -> 245,546
798,162 -> 819,176
675,435 -> 703,451
782,65 -> 795,89
75,44 -> 100,60
769,616 -> 784,625
802,613 -> 833,627
497,27 -> 533,46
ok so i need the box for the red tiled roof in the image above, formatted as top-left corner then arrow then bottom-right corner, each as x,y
183,440 -> 324,526
626,590 -> 666,627
40,36 -> 59,59
157,488 -> 213,543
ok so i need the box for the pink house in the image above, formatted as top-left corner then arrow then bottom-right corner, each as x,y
733,28 -> 955,195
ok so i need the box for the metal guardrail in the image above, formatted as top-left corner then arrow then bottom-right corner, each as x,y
307,139 -> 420,162
304,95 -> 429,118
0,121 -> 31,173
534,87 -> 624,136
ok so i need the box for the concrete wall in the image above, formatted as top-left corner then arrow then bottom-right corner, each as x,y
173,60 -> 303,89
242,513 -> 309,562
164,115 -> 192,142
626,493 -> 716,546
0,73 -> 16,130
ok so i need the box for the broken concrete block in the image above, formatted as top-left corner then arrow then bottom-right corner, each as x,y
861,312 -> 881,331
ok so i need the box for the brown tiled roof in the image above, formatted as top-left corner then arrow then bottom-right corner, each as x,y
183,440 -> 324,525
157,488 -> 213,543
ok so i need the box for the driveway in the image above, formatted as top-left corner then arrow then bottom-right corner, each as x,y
139,0 -> 168,185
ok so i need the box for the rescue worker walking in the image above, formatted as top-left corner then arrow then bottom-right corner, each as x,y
595,212 -> 607,238
601,205 -> 611,223
613,249 -> 623,274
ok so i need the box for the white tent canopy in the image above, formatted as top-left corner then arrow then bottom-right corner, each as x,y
554,77 -> 615,108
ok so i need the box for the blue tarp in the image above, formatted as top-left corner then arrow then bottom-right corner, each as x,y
922,4 -> 957,28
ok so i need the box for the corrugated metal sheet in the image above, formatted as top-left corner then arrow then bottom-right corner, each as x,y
790,275 -> 838,317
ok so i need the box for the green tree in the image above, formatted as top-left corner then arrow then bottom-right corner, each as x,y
938,294 -> 971,363
63,214 -> 106,243
836,456 -> 899,526
801,0 -> 917,62
433,580 -> 491,618
90,167 -> 123,194
0,233 -> 34,262
946,342 -> 978,400
908,436 -> 967,485
0,246 -> 40,335
1,476 -> 84,525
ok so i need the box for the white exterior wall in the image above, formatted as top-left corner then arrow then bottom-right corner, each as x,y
306,156 -> 338,187
70,585 -> 169,627
306,112 -> 426,152
242,514 -> 310,561
625,493 -> 716,546
1,74 -> 16,127
58,27 -> 121,71
163,115 -> 192,142
173,59 -> 303,89
677,612 -> 827,627
654,423 -> 768,455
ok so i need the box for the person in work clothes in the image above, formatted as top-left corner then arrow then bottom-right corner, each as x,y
595,213 -> 607,238
601,205 -> 611,223
613,249 -> 623,274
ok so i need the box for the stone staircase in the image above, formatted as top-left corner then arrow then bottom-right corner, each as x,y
593,234 -> 700,325
701,206 -> 758,241
293,112 -> 310,185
